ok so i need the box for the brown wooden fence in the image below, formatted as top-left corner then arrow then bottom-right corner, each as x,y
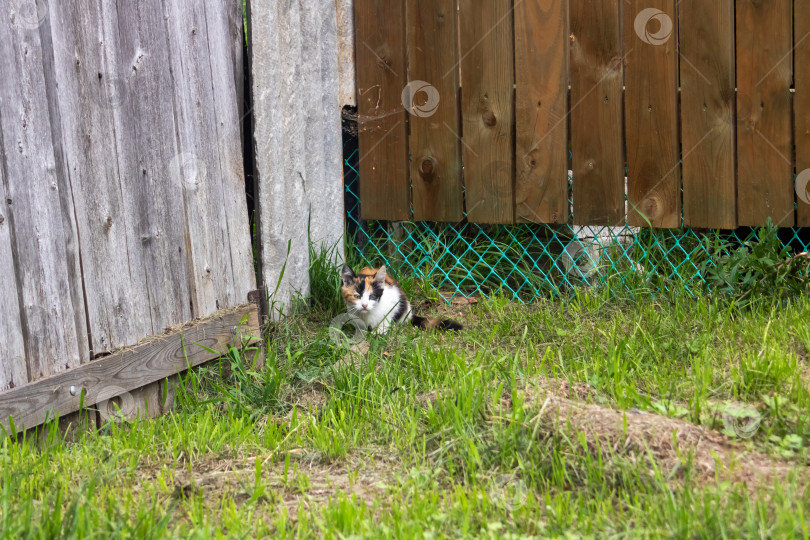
354,0 -> 810,229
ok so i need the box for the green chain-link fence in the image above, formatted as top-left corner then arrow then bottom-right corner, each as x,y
343,148 -> 810,301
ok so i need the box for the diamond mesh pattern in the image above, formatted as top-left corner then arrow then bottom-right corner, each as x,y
344,149 -> 809,301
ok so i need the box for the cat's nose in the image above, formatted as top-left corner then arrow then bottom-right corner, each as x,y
361,303 -> 368,309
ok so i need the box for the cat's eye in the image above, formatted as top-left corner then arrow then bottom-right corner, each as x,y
353,293 -> 360,299
369,294 -> 378,300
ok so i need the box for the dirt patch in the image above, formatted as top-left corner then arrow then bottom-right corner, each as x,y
137,450 -> 398,514
415,379 -> 603,409
417,378 -> 806,490
334,341 -> 372,371
519,377 -> 604,403
521,379 -> 804,488
413,293 -> 478,325
287,388 -> 329,412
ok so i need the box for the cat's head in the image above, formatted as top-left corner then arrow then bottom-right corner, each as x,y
340,265 -> 387,313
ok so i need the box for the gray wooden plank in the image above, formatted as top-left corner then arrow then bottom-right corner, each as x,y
38,3 -> 90,362
114,0 -> 192,330
336,0 -> 356,108
202,0 -> 257,304
260,0 -> 310,311
44,0 -> 152,354
164,0 -> 237,317
298,0 -> 345,255
0,7 -> 88,379
0,156 -> 27,391
250,0 -> 343,309
0,305 -> 260,433
88,0 -> 170,415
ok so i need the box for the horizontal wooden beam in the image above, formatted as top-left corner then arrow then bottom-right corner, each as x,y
0,304 -> 261,434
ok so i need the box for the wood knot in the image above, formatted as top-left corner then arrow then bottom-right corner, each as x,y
105,216 -> 113,229
482,111 -> 497,127
419,158 -> 436,181
0,214 -> 4,225
644,197 -> 661,218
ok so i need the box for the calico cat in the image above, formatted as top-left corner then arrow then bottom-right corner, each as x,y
340,264 -> 463,333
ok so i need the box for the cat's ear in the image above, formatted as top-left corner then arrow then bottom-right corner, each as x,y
340,264 -> 355,286
373,265 -> 387,284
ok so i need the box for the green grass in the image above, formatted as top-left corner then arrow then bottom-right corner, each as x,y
2,251 -> 810,538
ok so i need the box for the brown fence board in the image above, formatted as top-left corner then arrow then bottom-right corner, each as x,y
355,0 -> 410,221
679,1 -> 736,229
736,0 -> 793,227
352,1 -> 810,230
459,0 -> 515,223
407,0 -> 463,222
624,0 -> 680,228
514,0 -> 568,224
570,0 -> 625,226
795,1 -> 810,227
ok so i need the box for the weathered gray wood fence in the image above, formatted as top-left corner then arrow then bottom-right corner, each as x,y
248,0 -> 347,313
0,0 -> 256,428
